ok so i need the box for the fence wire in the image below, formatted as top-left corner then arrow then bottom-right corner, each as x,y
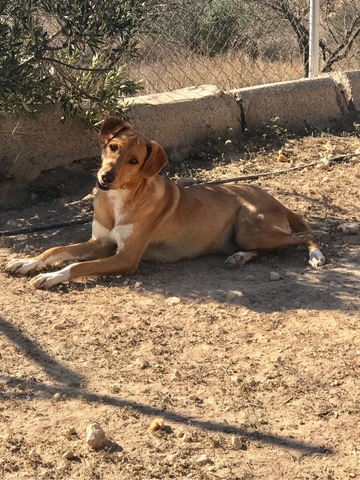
125,0 -> 360,95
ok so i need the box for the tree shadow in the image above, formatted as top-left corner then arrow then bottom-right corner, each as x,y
0,314 -> 332,456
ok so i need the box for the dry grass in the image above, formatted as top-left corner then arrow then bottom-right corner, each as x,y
127,50 -> 305,94
127,45 -> 360,95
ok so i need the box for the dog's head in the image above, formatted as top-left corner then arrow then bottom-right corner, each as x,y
97,117 -> 168,190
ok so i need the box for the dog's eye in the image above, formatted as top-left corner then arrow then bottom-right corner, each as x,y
109,144 -> 118,152
129,158 -> 138,165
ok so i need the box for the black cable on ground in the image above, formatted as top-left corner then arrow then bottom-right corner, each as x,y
0,216 -> 92,237
1,152 -> 358,237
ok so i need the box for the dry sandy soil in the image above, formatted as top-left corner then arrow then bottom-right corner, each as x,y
0,128 -> 359,480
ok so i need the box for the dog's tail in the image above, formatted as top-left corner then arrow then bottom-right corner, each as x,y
286,208 -> 322,252
286,209 -> 312,234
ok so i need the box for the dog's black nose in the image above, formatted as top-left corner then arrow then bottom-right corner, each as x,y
101,170 -> 115,184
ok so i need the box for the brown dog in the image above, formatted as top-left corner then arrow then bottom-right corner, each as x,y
6,118 -> 325,288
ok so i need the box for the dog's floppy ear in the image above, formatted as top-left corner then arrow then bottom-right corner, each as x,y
99,117 -> 131,147
142,141 -> 169,178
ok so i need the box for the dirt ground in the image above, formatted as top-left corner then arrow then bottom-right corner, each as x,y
0,128 -> 359,480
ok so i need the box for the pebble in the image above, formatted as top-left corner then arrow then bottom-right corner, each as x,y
166,453 -> 179,463
172,369 -> 182,380
86,423 -> 107,449
231,435 -> 244,450
166,296 -> 181,306
134,281 -> 144,289
64,427 -> 77,438
269,272 -> 280,281
196,454 -> 211,466
63,449 -> 75,459
244,275 -> 255,282
266,371 -> 279,379
337,222 -> 359,235
6,220 -> 18,227
149,418 -> 164,432
316,158 -> 332,170
134,357 -> 150,369
53,392 -> 62,402
277,152 -> 289,163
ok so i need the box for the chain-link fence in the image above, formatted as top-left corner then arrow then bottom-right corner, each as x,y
125,0 -> 360,95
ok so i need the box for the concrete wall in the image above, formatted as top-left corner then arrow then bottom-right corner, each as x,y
1,71 -> 359,182
0,105 -> 99,182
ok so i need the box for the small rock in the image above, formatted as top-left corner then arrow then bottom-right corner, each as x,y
269,272 -> 280,281
166,296 -> 181,306
134,281 -> 144,289
166,453 -> 179,464
86,423 -> 107,449
337,222 -> 359,235
196,454 -> 211,466
149,418 -> 164,432
316,158 -> 332,170
172,369 -> 182,380
231,435 -> 244,450
6,219 -> 18,227
266,371 -> 279,380
53,392 -> 62,402
181,433 -> 191,442
64,427 -> 77,438
244,275 -> 255,282
63,449 -> 75,459
230,375 -> 240,384
134,357 -> 150,369
277,152 -> 289,163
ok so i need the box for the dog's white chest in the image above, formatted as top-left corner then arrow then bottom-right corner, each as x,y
92,190 -> 133,249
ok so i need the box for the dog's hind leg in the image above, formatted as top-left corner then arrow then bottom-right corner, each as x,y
228,209 -> 325,269
286,210 -> 325,268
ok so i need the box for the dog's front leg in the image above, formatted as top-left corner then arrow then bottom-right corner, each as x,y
5,240 -> 116,275
28,248 -> 141,289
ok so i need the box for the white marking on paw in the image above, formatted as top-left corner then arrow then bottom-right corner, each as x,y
6,258 -> 45,274
29,265 -> 72,289
225,251 -> 257,269
309,249 -> 326,268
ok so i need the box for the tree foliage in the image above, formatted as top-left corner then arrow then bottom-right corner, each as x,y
0,0 -> 145,125
258,0 -> 360,76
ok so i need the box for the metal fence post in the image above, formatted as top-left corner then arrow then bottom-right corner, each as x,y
309,0 -> 320,77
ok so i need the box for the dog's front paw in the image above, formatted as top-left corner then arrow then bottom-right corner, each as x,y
309,250 -> 326,268
29,267 -> 71,289
6,258 -> 44,274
